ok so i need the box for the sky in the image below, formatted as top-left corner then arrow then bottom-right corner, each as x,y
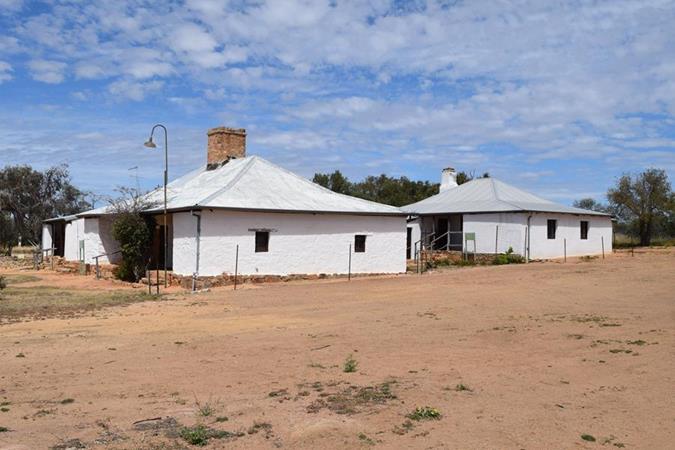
0,0 -> 674,207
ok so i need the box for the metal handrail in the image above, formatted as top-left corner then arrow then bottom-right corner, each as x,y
425,231 -> 464,252
34,247 -> 57,270
93,250 -> 122,279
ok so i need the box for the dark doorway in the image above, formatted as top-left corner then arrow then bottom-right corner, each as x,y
406,227 -> 412,259
150,224 -> 172,270
436,218 -> 448,249
52,222 -> 65,257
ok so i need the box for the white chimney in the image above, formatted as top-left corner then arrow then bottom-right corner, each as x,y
440,167 -> 458,192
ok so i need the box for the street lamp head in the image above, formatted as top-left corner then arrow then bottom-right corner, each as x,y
144,137 -> 157,148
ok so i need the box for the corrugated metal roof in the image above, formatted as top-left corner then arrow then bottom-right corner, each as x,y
78,156 -> 405,217
402,178 -> 610,216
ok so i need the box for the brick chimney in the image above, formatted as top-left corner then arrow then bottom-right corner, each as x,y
207,127 -> 246,169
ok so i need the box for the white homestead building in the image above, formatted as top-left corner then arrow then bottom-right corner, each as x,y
403,168 -> 613,260
42,127 -> 407,278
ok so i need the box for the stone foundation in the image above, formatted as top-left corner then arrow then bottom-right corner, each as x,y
171,272 -> 390,290
421,250 -> 497,265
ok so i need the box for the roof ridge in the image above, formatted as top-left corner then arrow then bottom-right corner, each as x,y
196,157 -> 256,206
489,178 -> 524,211
252,156 -> 402,212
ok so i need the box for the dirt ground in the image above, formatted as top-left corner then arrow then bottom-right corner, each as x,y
0,249 -> 673,449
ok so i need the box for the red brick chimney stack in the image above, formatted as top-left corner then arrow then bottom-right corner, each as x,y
207,127 -> 246,169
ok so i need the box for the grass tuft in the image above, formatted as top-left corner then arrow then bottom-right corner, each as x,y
343,354 -> 358,373
407,406 -> 442,421
581,434 -> 596,442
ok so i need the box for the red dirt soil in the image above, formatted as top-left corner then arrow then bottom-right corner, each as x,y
1,248 -> 674,449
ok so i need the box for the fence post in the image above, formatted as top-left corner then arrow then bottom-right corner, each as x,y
348,244 -> 352,281
147,269 -> 151,295
95,257 -> 100,279
495,225 -> 499,254
234,244 -> 239,290
564,238 -> 567,262
601,236 -> 605,259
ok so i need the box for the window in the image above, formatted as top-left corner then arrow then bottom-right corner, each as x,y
354,235 -> 366,253
255,231 -> 269,252
547,219 -> 557,239
580,221 -> 589,240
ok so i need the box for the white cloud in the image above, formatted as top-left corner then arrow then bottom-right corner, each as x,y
27,59 -> 66,83
108,79 -> 164,101
0,61 -> 12,83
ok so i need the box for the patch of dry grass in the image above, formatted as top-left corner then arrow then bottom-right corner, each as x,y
0,283 -> 158,323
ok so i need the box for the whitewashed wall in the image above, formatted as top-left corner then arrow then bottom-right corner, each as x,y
84,217 -> 122,264
63,218 -> 84,261
527,213 -> 612,259
463,213 -> 528,255
464,212 -> 612,259
173,210 -> 407,276
41,224 -> 53,251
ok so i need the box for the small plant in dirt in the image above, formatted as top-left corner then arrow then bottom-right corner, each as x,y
215,416 -> 228,423
247,421 -> 273,436
392,419 -> 415,435
180,425 -> 209,446
626,339 -> 647,345
179,424 -> 243,446
15,353 -> 24,358
0,275 -> 6,293
195,398 -> 216,417
493,247 -> 525,265
581,434 -> 596,442
0,426 -> 8,432
579,255 -> 598,262
358,432 -> 376,445
343,354 -> 358,373
60,398 -> 75,405
455,383 -> 472,392
407,406 -> 442,421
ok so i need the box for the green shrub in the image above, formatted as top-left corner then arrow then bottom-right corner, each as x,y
407,406 -> 442,421
180,425 -> 209,446
111,212 -> 154,282
0,275 -> 6,292
493,246 -> 525,265
343,354 -> 358,373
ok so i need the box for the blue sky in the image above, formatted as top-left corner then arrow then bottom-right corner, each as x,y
1,0 -> 674,207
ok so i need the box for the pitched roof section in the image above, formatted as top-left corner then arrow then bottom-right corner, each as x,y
402,178 -> 609,216
80,156 -> 405,217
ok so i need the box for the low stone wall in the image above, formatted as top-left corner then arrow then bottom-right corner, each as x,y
421,250 -> 497,265
171,272 -> 390,290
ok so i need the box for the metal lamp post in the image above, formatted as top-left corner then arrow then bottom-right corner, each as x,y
144,124 -> 169,288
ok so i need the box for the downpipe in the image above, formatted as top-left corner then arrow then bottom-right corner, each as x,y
191,210 -> 201,292
526,214 -> 532,263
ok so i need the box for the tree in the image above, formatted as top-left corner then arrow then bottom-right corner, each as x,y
456,170 -> 489,185
573,198 -> 607,213
312,171 -> 439,206
312,170 -> 351,194
607,169 -> 673,246
0,165 -> 90,248
109,187 -> 157,282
